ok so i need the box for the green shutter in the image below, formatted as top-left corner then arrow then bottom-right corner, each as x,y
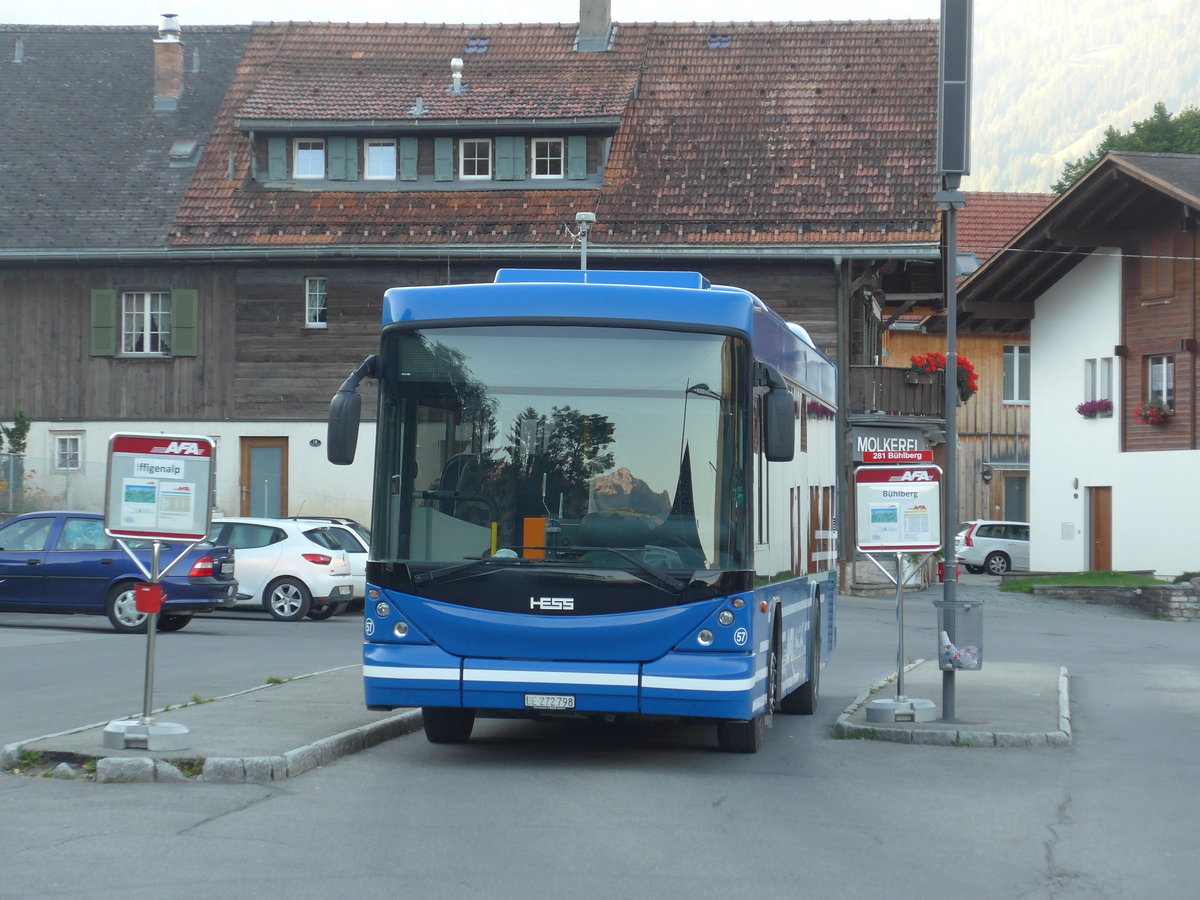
567,135 -> 587,180
267,137 -> 287,180
90,289 -> 117,357
328,137 -> 355,181
171,289 -> 198,357
435,137 -> 454,181
495,136 -> 524,181
399,137 -> 419,181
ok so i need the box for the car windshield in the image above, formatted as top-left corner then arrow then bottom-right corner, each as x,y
371,324 -> 750,574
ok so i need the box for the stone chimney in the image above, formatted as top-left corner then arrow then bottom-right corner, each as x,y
154,14 -> 184,111
577,0 -> 612,52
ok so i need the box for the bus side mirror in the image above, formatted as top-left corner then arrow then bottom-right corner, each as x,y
327,390 -> 361,465
764,386 -> 796,462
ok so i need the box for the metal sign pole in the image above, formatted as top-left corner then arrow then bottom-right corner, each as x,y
895,552 -> 906,702
139,541 -> 162,724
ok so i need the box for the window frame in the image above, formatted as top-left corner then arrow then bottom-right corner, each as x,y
293,137 -> 327,180
120,290 -> 172,356
1003,344 -> 1031,404
1147,354 -> 1174,409
53,433 -> 83,471
458,139 -> 493,180
364,139 -> 397,180
1084,357 -> 1114,415
305,277 -> 328,329
531,137 -> 566,179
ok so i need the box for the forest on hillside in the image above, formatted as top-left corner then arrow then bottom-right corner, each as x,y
967,0 -> 1200,192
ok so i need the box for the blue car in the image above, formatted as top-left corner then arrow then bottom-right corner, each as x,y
0,511 -> 238,633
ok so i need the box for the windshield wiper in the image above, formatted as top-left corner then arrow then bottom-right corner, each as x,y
411,556 -> 531,586
568,547 -> 687,594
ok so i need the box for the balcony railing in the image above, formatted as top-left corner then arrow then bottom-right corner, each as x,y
848,366 -> 946,418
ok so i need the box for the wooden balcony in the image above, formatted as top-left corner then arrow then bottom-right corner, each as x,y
848,365 -> 946,418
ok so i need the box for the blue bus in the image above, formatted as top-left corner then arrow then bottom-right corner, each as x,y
327,269 -> 837,752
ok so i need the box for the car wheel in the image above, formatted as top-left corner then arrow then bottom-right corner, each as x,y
306,600 -> 348,620
985,552 -> 1011,575
105,584 -> 149,634
158,613 -> 193,632
422,707 -> 475,744
264,578 -> 312,621
964,564 -> 984,575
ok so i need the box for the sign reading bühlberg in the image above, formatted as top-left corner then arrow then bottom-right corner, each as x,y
104,433 -> 215,542
854,465 -> 943,553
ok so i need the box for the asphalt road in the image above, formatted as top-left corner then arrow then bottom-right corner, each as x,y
3,577 -> 1199,899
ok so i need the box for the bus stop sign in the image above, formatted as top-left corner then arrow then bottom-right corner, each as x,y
104,433 -> 215,542
854,464 -> 943,554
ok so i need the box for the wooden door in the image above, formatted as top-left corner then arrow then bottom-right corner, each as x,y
1088,486 -> 1112,572
240,437 -> 288,517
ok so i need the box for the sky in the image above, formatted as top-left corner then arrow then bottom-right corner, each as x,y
0,0 -> 941,26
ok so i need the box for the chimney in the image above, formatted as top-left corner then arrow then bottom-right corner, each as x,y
154,13 -> 184,111
577,0 -> 612,52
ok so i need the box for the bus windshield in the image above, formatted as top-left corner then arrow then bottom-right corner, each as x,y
372,325 -> 750,576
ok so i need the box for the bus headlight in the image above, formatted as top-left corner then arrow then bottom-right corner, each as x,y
393,621 -> 409,638
697,629 -> 714,647
717,610 -> 735,626
375,601 -> 391,618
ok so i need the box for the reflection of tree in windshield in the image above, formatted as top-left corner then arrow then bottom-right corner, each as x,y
502,405 -> 615,520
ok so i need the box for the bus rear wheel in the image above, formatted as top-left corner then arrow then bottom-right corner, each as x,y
422,707 -> 475,744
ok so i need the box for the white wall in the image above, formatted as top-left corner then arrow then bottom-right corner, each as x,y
17,421 -> 377,525
1030,250 -> 1121,573
1030,249 -> 1198,577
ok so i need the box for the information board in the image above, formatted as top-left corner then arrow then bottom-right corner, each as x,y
104,433 -> 215,542
854,464 -> 943,553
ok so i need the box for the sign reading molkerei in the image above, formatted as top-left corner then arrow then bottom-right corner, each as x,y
854,464 -> 943,553
104,433 -> 215,542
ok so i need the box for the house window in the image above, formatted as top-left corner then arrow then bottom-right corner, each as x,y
532,138 -> 565,178
293,138 -> 326,179
1003,344 -> 1030,403
121,291 -> 171,354
1148,354 -> 1174,408
305,277 -> 327,328
459,139 -> 492,179
1084,357 -> 1113,413
365,140 -> 396,180
54,434 -> 81,470
1140,238 -> 1175,298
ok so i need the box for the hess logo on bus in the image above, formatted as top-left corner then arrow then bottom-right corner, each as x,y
530,597 -> 574,611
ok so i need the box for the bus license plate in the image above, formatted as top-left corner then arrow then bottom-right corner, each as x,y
525,694 -> 575,710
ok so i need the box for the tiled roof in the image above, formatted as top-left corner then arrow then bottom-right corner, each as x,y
959,191 -> 1054,267
0,25 -> 250,253
173,20 -> 942,251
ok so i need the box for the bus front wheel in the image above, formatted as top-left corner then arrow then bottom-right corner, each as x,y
717,715 -> 764,753
422,707 -> 475,744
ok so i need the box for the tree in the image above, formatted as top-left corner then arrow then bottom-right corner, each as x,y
1053,102 -> 1200,192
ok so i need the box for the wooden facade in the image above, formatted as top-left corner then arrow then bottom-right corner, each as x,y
883,329 -> 1031,523
1122,218 -> 1199,453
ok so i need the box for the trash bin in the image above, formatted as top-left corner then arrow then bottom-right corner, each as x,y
933,599 -> 983,670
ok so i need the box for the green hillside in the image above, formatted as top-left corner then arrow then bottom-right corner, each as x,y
969,0 -> 1200,191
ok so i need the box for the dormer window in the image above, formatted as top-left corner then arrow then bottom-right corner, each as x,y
459,139 -> 492,179
532,138 -> 565,178
293,138 -> 326,179
365,139 -> 397,180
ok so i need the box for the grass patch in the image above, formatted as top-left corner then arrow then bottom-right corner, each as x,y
1000,571 -> 1170,594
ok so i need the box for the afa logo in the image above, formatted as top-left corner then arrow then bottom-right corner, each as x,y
153,441 -> 207,456
896,469 -> 933,482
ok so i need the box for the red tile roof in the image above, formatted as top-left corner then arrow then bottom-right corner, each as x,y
959,191 -> 1054,266
173,20 -> 943,251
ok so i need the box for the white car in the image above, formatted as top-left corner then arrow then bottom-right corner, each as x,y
289,517 -> 369,608
955,520 -> 1030,575
207,518 -> 354,621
